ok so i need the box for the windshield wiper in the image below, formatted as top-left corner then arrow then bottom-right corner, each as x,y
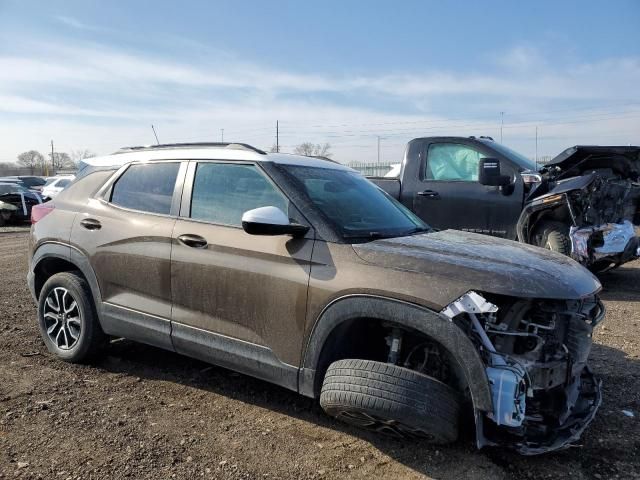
342,231 -> 396,240
403,226 -> 432,236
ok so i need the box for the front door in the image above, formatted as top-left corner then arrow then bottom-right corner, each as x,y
170,161 -> 314,390
414,141 -> 522,238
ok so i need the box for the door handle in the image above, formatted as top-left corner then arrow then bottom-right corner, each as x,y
178,234 -> 208,249
80,218 -> 102,230
417,189 -> 440,199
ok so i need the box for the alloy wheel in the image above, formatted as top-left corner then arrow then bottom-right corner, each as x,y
43,287 -> 82,350
335,410 -> 435,440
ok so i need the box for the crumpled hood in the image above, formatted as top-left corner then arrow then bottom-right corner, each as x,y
352,229 -> 601,300
542,145 -> 640,179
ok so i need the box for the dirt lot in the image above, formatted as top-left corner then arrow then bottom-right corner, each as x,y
1,230 -> 638,480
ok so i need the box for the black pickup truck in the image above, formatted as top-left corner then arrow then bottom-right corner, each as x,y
370,136 -> 640,271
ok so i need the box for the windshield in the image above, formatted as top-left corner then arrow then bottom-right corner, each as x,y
480,141 -> 539,171
280,165 -> 429,239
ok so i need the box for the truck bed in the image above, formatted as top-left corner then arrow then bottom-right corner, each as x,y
369,177 -> 401,199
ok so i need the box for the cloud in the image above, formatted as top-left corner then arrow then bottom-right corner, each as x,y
54,15 -> 106,32
0,40 -> 638,163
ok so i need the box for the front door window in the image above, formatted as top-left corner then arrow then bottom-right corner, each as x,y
425,143 -> 486,182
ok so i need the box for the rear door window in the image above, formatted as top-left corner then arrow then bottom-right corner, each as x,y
189,163 -> 288,226
110,163 -> 180,215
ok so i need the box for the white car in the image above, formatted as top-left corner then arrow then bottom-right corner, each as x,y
41,175 -> 75,199
384,163 -> 401,178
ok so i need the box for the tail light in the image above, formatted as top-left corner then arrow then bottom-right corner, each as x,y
31,203 -> 55,224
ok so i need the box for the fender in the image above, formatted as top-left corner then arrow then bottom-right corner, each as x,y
298,295 -> 493,413
31,241 -> 104,321
516,196 -> 567,243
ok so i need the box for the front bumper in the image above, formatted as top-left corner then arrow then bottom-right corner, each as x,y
513,367 -> 602,455
570,220 -> 640,266
477,367 -> 602,455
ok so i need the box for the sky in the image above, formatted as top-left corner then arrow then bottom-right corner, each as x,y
0,0 -> 639,164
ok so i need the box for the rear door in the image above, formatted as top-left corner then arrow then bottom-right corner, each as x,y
170,160 -> 315,390
70,160 -> 187,349
412,141 -> 522,238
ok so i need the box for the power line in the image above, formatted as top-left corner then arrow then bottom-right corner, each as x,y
275,101 -> 640,130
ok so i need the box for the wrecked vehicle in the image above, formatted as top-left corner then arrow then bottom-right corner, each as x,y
523,146 -> 640,272
28,142 -> 604,455
0,182 -> 43,225
370,137 -> 640,271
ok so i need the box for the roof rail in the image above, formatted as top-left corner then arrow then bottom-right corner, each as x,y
115,142 -> 267,155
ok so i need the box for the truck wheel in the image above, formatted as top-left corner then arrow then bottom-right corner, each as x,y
320,359 -> 460,443
534,221 -> 571,256
37,272 -> 108,363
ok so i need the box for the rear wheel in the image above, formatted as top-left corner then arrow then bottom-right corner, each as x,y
37,272 -> 107,363
533,221 -> 571,256
320,359 -> 461,443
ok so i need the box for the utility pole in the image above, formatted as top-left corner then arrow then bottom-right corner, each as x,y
151,125 -> 160,145
276,120 -> 279,153
377,136 -> 381,164
221,129 -> 224,142
500,112 -> 504,143
49,140 -> 54,176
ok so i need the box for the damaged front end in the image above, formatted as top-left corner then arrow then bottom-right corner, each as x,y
442,291 -> 605,455
520,145 -> 640,269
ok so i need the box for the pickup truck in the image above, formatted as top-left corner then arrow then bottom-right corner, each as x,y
370,136 -> 640,271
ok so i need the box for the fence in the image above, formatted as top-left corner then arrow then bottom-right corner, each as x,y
0,164 -> 77,177
348,156 -> 552,178
347,161 -> 396,177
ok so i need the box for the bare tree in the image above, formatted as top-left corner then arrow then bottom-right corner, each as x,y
50,152 -> 74,171
293,142 -> 332,158
70,149 -> 97,167
17,150 -> 45,175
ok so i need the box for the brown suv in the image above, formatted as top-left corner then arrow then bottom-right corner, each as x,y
28,142 -> 605,455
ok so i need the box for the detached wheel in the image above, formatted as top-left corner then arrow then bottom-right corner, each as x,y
320,359 -> 460,443
37,272 -> 107,363
534,221 -> 571,256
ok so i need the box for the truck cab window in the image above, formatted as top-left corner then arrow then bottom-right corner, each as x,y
425,143 -> 486,182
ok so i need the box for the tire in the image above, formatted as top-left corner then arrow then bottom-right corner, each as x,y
320,359 -> 461,443
37,272 -> 107,363
0,211 -> 10,226
534,221 -> 571,256
590,260 -> 618,274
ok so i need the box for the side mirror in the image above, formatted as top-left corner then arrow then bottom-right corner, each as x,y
241,206 -> 309,237
478,158 -> 511,186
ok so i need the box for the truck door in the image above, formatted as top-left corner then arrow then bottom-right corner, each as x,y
412,141 -> 523,238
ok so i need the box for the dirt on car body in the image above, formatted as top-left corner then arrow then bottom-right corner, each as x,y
2,231 -> 640,479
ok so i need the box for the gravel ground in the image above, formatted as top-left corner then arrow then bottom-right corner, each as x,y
0,231 -> 638,479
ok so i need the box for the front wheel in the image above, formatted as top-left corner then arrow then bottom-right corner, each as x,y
320,359 -> 461,443
533,221 -> 571,256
